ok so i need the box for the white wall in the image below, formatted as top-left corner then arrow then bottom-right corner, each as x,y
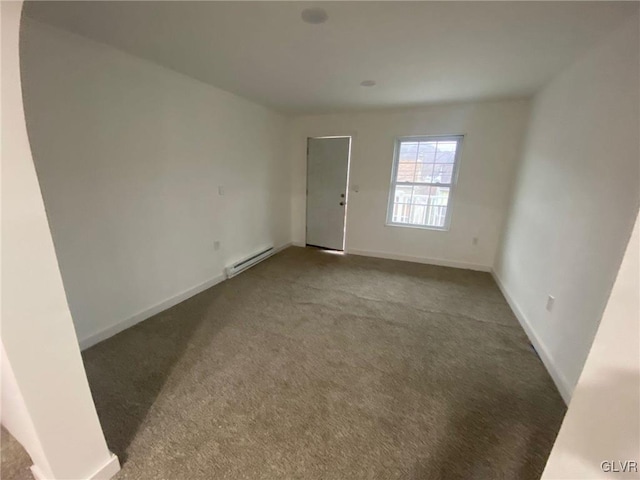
542,212 -> 639,479
494,18 -> 639,401
20,18 -> 291,347
289,100 -> 530,270
1,2 -> 118,478
1,345 -> 51,478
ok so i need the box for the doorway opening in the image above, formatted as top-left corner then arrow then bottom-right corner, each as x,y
305,136 -> 352,252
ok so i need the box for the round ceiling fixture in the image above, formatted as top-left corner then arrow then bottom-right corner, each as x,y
301,8 -> 328,24
360,80 -> 376,87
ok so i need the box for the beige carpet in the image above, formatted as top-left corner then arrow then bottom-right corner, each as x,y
1,247 -> 566,479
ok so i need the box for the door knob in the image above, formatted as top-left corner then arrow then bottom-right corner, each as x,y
340,201 -> 345,206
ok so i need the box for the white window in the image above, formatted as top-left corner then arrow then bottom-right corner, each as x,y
386,135 -> 463,230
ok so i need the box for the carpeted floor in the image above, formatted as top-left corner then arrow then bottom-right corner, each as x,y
1,247 -> 566,479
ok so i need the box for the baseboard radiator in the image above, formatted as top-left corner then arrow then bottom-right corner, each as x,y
225,246 -> 274,278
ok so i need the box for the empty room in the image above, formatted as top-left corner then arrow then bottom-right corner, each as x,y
2,1 -> 639,479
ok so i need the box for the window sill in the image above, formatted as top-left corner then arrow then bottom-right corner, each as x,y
385,222 -> 450,232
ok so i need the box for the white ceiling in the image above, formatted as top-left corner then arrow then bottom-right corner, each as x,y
24,1 -> 638,114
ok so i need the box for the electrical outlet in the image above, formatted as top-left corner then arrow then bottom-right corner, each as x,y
472,237 -> 479,246
546,295 -> 555,312
214,241 -> 220,251
218,186 -> 224,196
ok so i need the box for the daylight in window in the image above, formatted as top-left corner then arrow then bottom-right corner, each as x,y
387,136 -> 463,229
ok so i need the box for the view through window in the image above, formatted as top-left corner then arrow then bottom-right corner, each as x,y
387,135 -> 463,229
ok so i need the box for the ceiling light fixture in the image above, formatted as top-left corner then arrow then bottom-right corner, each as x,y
301,8 -> 328,25
360,80 -> 376,87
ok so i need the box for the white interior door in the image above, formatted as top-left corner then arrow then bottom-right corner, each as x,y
306,137 -> 350,250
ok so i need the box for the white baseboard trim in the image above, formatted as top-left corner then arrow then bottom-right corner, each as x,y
31,453 -> 120,480
78,273 -> 226,350
292,241 -> 306,247
79,242 -> 294,351
87,454 -> 120,480
30,465 -> 46,480
491,270 -> 572,404
346,248 -> 491,272
273,242 -> 294,254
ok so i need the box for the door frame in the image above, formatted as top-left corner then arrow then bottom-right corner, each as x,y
305,135 -> 353,251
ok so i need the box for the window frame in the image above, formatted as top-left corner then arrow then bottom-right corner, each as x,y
386,134 -> 464,231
